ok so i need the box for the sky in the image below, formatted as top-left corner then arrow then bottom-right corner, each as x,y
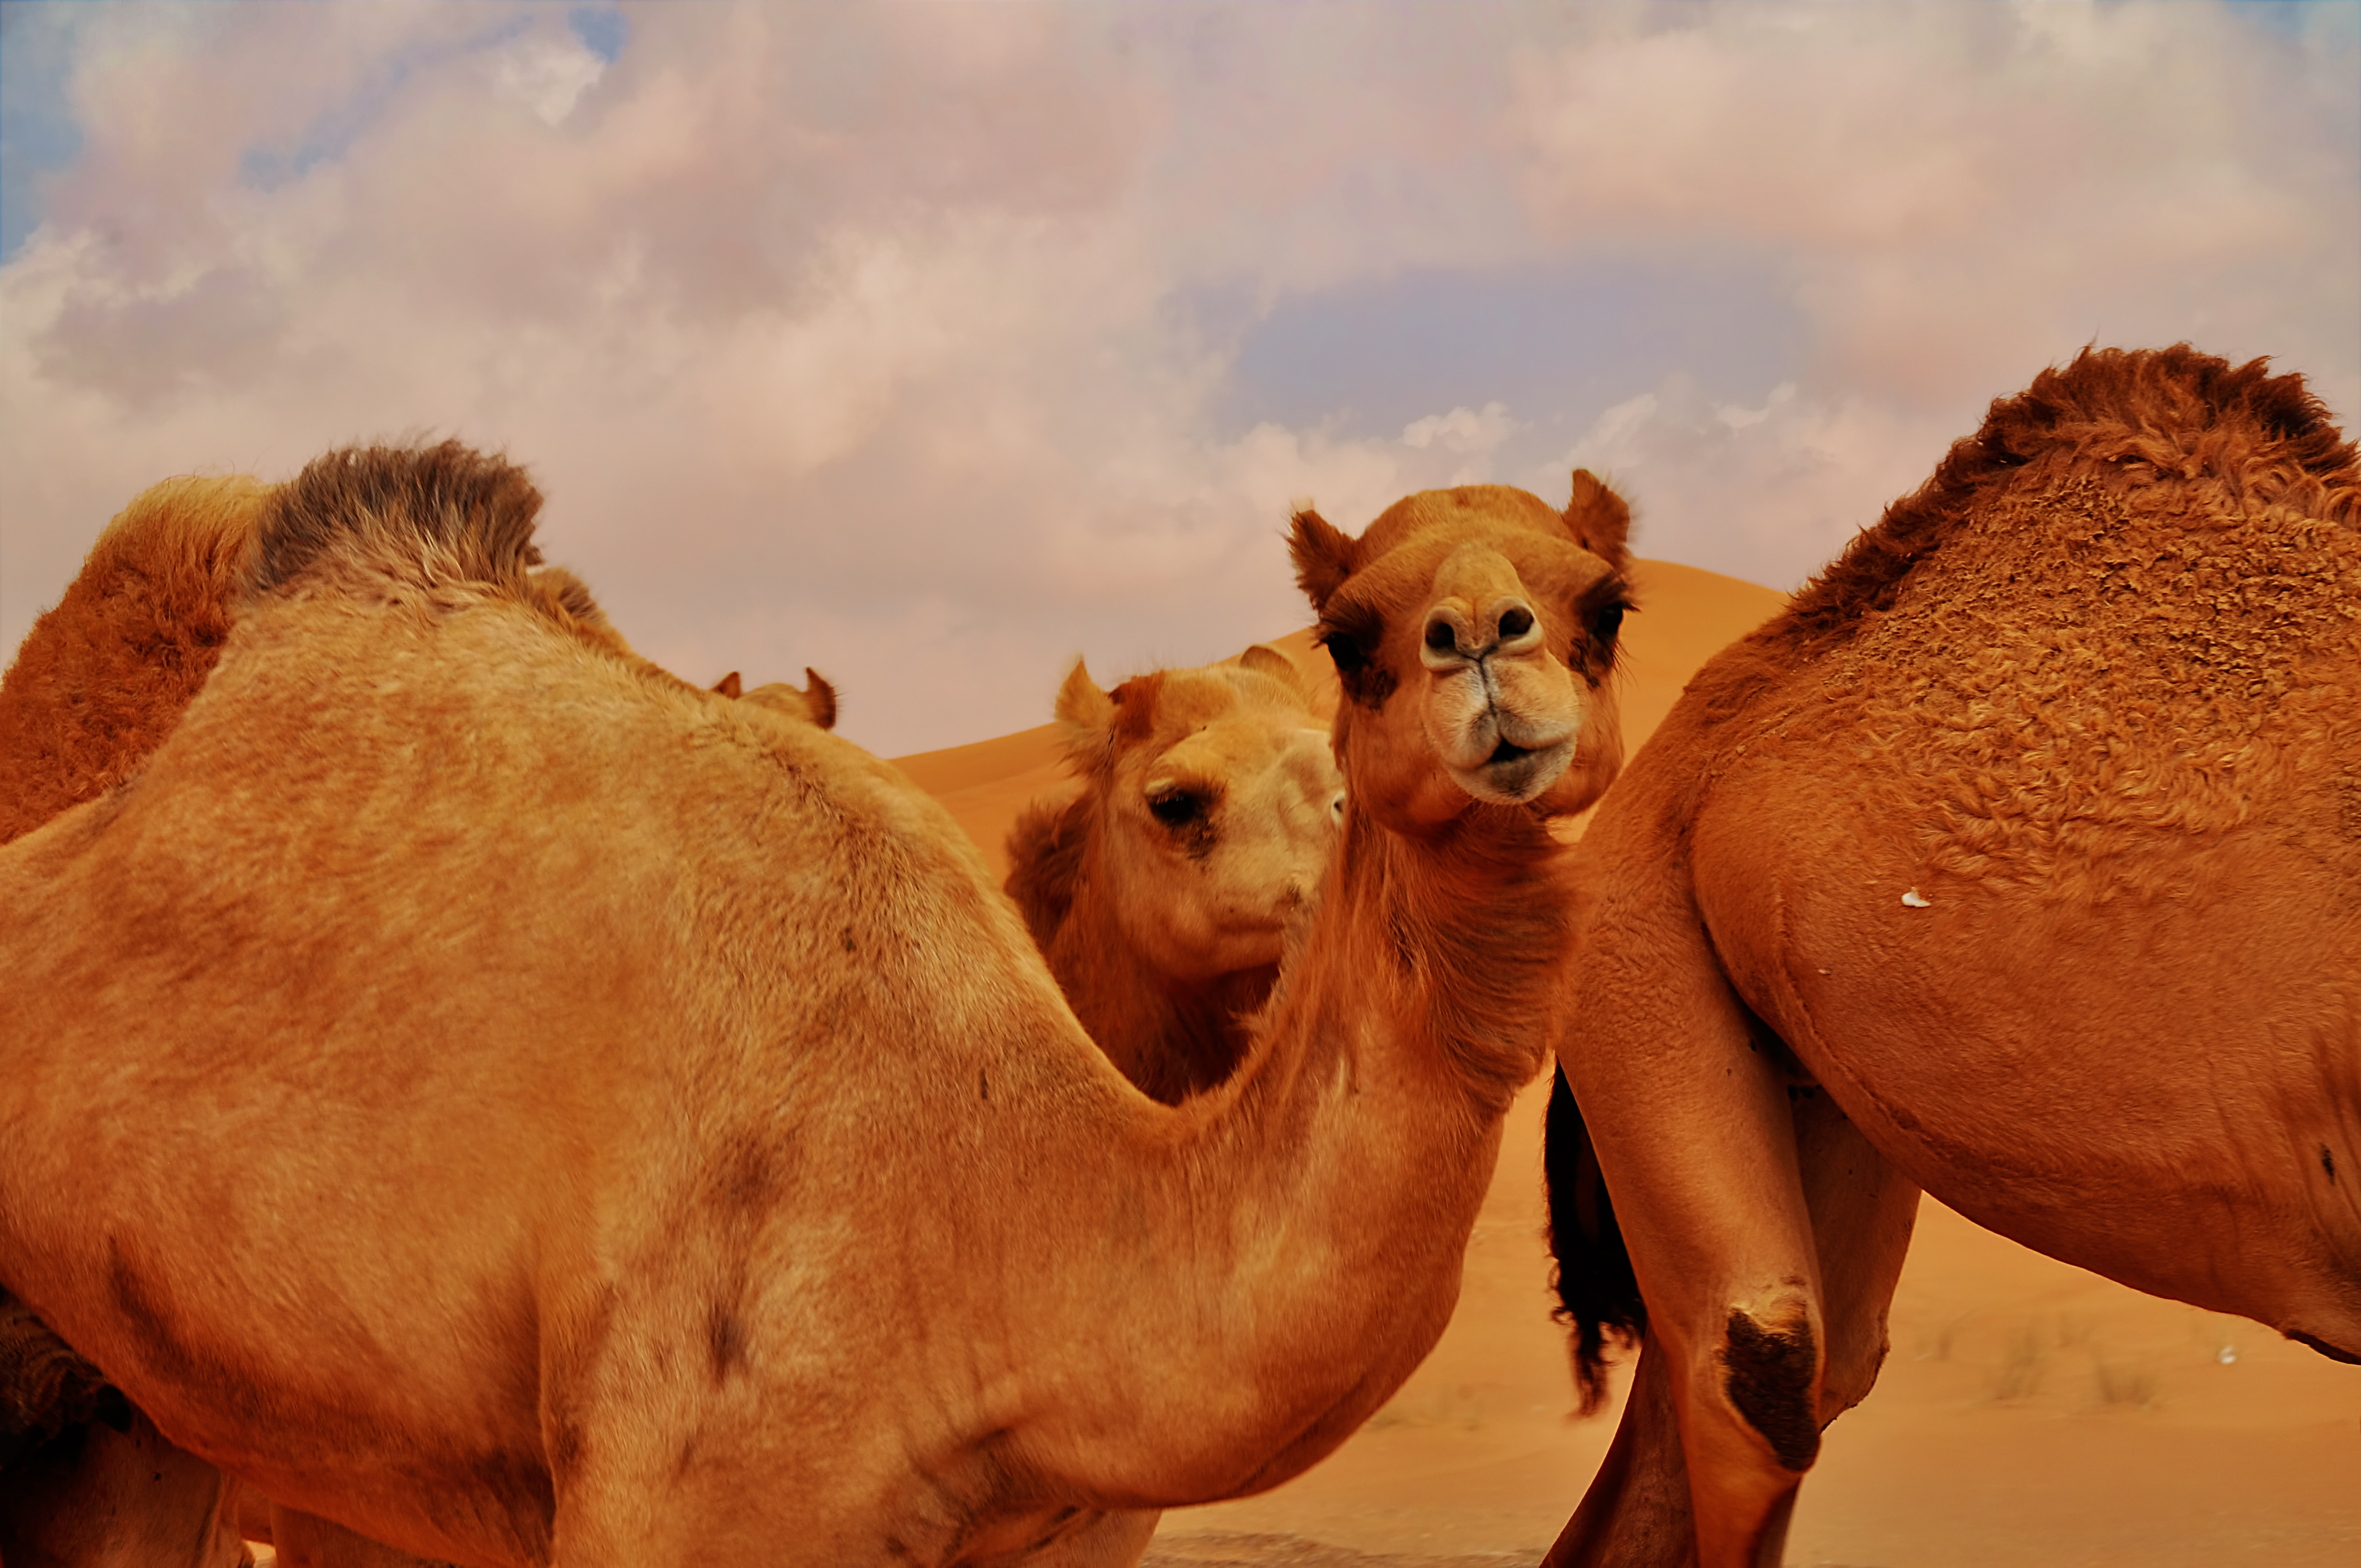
2,0 -> 2355,756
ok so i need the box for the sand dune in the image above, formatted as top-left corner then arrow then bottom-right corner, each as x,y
893,558 -> 2361,1568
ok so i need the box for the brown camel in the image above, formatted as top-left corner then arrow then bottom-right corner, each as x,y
1542,345 -> 2361,1568
0,460 -> 824,1568
0,445 -> 1633,1565
1004,646 -> 1345,1103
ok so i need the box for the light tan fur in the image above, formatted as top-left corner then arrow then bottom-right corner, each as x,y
1004,647 -> 1343,1104
1545,346 -> 2361,1568
0,448 -> 1633,1566
0,450 -> 804,1568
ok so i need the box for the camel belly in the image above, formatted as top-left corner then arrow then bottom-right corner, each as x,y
1690,785 -> 2361,1341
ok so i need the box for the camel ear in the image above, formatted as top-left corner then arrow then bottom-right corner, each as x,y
1289,505 -> 1361,613
1238,643 -> 1306,696
1563,470 -> 1632,566
801,668 -> 837,731
711,671 -> 743,699
1053,657 -> 1116,761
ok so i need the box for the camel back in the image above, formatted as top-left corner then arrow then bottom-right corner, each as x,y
1694,342 -> 2360,893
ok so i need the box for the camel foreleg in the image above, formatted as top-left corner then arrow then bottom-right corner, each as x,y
1542,1075 -> 1917,1567
1560,886 -> 1830,1568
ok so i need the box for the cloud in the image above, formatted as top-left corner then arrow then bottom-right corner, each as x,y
2,0 -> 2353,754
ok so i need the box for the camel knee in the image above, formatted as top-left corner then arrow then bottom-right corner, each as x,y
1716,1305 -> 1820,1473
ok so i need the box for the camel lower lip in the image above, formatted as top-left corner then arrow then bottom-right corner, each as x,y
1450,739 -> 1575,805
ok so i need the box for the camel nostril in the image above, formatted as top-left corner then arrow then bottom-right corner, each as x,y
1424,619 -> 1458,654
1497,606 -> 1533,640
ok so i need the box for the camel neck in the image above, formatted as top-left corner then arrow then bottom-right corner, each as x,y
1007,799 -> 1569,1506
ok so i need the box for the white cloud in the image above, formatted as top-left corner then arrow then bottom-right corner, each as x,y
2,0 -> 2352,754
488,30 -> 605,127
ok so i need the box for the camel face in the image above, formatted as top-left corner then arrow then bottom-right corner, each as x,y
1291,476 -> 1633,830
1056,651 -> 1343,984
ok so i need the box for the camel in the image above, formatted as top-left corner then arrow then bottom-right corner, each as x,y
1004,647 -> 1344,1103
0,444 -> 1635,1566
1541,344 -> 2361,1568
0,460 -> 823,1567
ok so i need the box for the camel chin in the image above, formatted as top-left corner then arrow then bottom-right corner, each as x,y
1447,735 -> 1577,807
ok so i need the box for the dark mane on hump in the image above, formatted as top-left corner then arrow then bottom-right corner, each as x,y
250,440 -> 546,601
1776,344 -> 2358,649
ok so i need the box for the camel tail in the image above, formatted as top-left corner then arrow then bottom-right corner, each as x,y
1544,1060 -> 1647,1415
0,474 -> 269,847
251,439 -> 545,603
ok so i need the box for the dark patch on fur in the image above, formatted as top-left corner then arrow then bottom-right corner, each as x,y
1775,345 -> 2358,657
1108,672 -> 1168,751
250,439 -> 546,599
1722,1309 -> 1820,1471
0,1289 -> 125,1469
2287,1329 -> 2361,1365
2322,1144 -> 2337,1184
1542,1064 -> 1646,1414
709,1133 -> 779,1216
705,1304 -> 747,1384
1005,793 -> 1091,954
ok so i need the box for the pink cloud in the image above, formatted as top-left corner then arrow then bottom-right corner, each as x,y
3,1 -> 2352,754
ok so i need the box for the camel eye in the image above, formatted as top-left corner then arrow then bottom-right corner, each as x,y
1590,601 -> 1629,644
1149,789 -> 1205,827
1321,631 -> 1370,678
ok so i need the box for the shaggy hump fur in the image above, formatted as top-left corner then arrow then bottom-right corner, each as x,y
1780,344 -> 2358,652
252,440 -> 547,602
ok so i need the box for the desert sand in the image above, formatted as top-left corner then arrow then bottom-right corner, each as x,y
889,558 -> 2361,1568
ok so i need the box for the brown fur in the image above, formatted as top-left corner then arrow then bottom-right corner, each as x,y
0,475 -> 267,847
1005,649 -> 1342,1104
1546,346 -> 2361,1568
0,449 -> 689,1568
0,448 -> 1629,1565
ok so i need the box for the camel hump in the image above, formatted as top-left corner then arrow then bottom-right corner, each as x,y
1783,345 -> 2359,647
250,440 -> 545,603
0,472 -> 270,847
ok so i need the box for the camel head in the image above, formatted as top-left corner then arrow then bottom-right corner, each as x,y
713,667 -> 840,730
1290,472 -> 1633,831
1053,646 -> 1345,983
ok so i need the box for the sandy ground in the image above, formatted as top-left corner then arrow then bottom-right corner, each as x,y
886,559 -> 2361,1568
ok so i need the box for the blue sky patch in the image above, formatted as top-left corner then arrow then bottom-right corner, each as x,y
570,7 -> 627,66
1209,252 -> 1810,461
